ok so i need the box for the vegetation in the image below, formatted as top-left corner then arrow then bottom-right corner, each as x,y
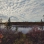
5,18 -> 11,30
0,26 -> 44,44
0,18 -> 44,44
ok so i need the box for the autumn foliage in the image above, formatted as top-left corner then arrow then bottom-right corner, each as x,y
0,26 -> 44,44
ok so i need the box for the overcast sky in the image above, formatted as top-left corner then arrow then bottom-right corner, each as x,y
0,0 -> 44,22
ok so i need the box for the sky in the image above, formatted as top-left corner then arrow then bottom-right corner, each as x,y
0,0 -> 44,22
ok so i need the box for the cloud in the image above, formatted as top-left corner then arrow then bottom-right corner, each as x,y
0,0 -> 44,22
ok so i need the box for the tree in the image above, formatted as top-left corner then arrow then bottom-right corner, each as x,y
5,18 -> 11,31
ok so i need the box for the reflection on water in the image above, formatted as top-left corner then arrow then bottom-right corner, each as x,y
0,25 -> 44,34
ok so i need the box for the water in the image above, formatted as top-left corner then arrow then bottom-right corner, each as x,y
0,25 -> 44,34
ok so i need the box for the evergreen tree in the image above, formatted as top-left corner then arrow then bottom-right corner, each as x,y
8,18 -> 11,29
5,18 -> 11,30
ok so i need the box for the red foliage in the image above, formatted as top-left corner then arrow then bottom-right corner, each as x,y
0,34 -> 3,39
